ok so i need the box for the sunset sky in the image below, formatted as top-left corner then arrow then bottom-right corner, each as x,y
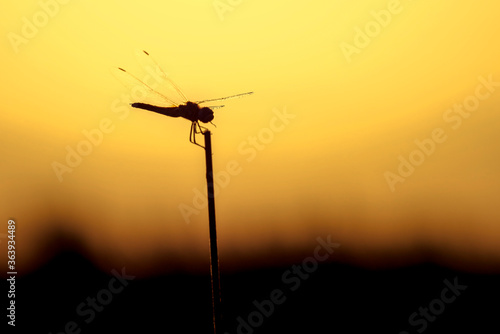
1,0 -> 499,277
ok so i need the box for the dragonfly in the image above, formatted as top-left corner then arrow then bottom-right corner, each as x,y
115,50 -> 253,148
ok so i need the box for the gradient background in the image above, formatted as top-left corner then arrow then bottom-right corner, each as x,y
1,0 -> 499,333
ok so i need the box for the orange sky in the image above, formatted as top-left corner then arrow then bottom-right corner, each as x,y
1,0 -> 499,276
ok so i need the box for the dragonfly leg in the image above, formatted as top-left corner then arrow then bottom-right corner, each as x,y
189,122 -> 194,143
199,124 -> 209,134
190,121 -> 205,148
194,121 -> 208,135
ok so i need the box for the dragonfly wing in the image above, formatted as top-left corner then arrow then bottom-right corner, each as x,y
135,50 -> 189,104
111,67 -> 178,107
207,105 -> 225,110
195,91 -> 254,104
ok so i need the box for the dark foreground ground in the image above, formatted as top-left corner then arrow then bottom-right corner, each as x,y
3,251 -> 500,333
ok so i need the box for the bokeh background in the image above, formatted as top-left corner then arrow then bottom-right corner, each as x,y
1,0 -> 499,333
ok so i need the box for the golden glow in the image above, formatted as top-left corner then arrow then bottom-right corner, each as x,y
1,0 -> 500,275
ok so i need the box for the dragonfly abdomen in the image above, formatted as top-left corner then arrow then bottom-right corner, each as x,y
131,101 -> 213,123
131,103 -> 182,118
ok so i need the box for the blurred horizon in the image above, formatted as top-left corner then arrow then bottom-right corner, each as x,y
14,248 -> 500,333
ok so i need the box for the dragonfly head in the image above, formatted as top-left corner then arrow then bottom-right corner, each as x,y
199,107 -> 214,123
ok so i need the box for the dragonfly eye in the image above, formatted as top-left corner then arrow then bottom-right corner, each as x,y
199,107 -> 214,123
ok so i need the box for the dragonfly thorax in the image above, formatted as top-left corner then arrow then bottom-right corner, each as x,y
179,102 -> 214,123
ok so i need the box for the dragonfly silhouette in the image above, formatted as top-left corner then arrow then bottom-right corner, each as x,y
116,50 -> 253,147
